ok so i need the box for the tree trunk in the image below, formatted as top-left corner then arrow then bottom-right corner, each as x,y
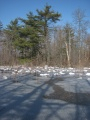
65,41 -> 71,67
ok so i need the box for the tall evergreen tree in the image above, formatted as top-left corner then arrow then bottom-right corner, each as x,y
19,12 -> 43,58
5,5 -> 61,64
6,18 -> 20,50
36,4 -> 61,36
36,4 -> 61,64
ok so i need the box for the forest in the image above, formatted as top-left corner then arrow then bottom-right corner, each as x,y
0,5 -> 90,67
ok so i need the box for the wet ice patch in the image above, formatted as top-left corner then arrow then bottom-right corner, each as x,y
86,73 -> 90,76
69,72 -> 75,75
87,78 -> 90,81
3,76 -> 7,79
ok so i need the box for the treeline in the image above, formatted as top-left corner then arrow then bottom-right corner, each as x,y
0,5 -> 90,67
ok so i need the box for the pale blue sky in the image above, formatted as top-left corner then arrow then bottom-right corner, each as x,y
0,0 -> 90,30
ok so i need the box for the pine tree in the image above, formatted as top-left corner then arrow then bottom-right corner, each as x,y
19,12 -> 43,58
36,4 -> 61,36
5,5 -> 61,64
36,4 -> 61,64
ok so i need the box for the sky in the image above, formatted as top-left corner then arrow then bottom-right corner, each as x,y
0,0 -> 90,31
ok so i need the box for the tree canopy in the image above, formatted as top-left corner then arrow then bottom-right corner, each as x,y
5,5 -> 61,60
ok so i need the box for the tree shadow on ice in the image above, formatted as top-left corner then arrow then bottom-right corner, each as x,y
0,75 -> 68,120
0,75 -> 90,120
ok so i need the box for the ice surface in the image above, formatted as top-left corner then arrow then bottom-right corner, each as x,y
0,66 -> 90,120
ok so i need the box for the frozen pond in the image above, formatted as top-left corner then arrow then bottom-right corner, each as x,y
0,66 -> 90,120
55,76 -> 90,93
